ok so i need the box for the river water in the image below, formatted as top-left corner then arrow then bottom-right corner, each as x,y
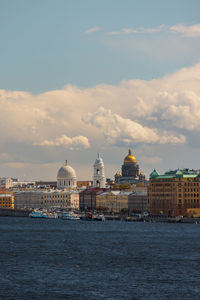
0,217 -> 200,299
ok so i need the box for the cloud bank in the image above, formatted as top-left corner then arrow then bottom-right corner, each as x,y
0,62 -> 200,178
83,107 -> 186,145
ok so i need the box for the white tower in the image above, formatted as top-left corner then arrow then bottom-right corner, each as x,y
93,153 -> 105,188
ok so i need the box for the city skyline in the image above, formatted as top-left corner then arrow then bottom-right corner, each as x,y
0,0 -> 200,180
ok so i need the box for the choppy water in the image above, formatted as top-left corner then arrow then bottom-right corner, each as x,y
0,217 -> 200,299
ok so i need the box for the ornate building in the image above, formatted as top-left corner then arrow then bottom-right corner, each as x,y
57,160 -> 77,189
115,148 -> 145,185
93,153 -> 105,188
148,168 -> 200,217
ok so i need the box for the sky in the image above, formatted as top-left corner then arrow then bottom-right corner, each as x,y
0,0 -> 200,181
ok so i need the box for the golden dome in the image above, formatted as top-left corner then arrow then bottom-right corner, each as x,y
124,148 -> 137,164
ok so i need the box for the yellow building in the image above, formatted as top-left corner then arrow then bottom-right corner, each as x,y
148,169 -> 200,217
0,192 -> 14,209
96,190 -> 131,213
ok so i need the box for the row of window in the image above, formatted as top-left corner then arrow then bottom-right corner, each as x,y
183,188 -> 199,192
44,195 -> 67,199
44,200 -> 68,203
184,194 -> 199,198
184,182 -> 199,186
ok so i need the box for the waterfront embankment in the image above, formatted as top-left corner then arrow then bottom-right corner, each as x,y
0,208 -> 30,217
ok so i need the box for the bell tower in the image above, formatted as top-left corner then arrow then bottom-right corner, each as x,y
93,153 -> 105,188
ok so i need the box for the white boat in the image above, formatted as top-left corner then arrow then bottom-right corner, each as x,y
46,212 -> 58,219
29,210 -> 44,218
62,211 -> 80,220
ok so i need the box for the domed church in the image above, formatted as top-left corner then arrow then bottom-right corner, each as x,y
115,148 -> 145,185
57,160 -> 77,189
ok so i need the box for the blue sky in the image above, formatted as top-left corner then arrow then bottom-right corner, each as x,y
0,0 -> 200,180
0,0 -> 199,92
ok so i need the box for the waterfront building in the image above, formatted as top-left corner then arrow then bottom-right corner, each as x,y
128,190 -> 148,213
96,190 -> 132,213
42,190 -> 79,209
57,160 -> 77,189
79,188 -> 104,211
14,191 -> 43,209
114,148 -> 146,185
148,168 -> 200,217
0,192 -> 14,209
93,153 -> 105,188
14,189 -> 79,210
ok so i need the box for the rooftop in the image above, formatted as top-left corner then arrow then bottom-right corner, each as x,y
150,168 -> 200,180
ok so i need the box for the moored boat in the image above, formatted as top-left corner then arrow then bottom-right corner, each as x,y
61,211 -> 80,220
46,212 -> 58,219
29,210 -> 45,218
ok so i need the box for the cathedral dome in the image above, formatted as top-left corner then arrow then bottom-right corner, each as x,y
124,148 -> 137,164
57,160 -> 77,189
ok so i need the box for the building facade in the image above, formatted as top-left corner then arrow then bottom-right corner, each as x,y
0,178 -> 13,189
128,190 -> 148,213
14,191 -> 43,209
42,190 -> 79,209
96,190 -> 131,213
148,169 -> 200,217
79,188 -> 104,211
0,192 -> 14,209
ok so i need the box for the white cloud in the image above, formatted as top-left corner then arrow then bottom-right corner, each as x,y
83,107 -> 186,145
169,24 -> 200,37
108,23 -> 200,37
85,26 -> 102,34
108,25 -> 165,35
1,62 -> 200,179
35,135 -> 90,150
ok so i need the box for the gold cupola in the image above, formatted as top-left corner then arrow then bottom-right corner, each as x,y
124,148 -> 137,164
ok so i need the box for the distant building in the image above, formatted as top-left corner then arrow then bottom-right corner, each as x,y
0,178 -> 13,189
128,190 -> 148,213
36,181 -> 57,189
96,190 -> 132,213
148,168 -> 200,217
114,148 -> 146,185
14,191 -> 43,209
77,181 -> 92,188
0,192 -> 14,209
93,153 -> 105,188
42,190 -> 79,210
79,188 -> 104,211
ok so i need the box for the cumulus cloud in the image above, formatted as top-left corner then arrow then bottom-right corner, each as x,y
0,62 -> 200,169
35,135 -> 90,150
83,107 -> 186,145
85,26 -> 102,34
